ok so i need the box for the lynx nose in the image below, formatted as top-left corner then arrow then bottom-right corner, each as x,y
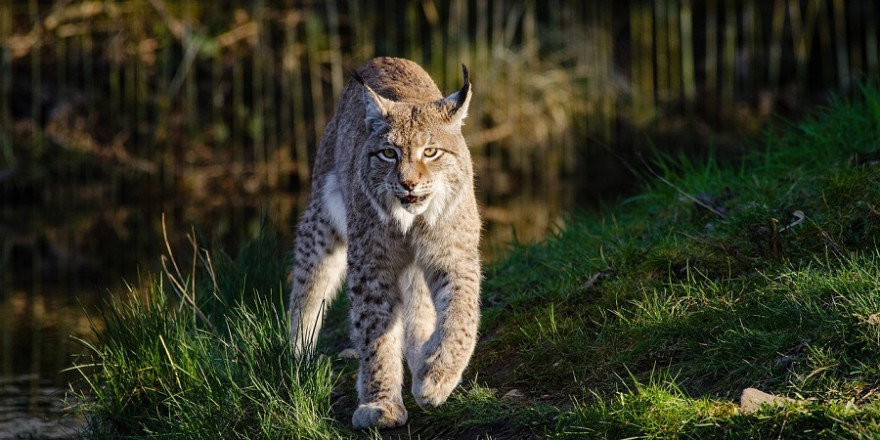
400,180 -> 417,191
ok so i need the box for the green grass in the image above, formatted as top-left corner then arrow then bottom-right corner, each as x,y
72,85 -> 880,438
71,233 -> 348,439
476,84 -> 880,438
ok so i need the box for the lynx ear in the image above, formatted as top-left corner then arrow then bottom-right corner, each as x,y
353,72 -> 392,133
436,64 -> 472,126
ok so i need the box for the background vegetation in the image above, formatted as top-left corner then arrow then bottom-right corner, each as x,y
3,0 -> 879,196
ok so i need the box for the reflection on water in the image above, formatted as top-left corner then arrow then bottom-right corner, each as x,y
0,372 -> 84,439
0,286 -> 96,439
0,172 -> 584,439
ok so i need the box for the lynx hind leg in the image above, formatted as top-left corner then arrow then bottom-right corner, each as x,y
288,204 -> 347,358
401,266 -> 436,378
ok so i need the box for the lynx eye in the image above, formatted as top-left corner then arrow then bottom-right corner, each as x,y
423,147 -> 440,158
379,147 -> 398,160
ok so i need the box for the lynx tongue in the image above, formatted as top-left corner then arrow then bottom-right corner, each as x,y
401,194 -> 425,205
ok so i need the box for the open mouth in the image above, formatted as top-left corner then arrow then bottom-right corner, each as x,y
400,195 -> 427,205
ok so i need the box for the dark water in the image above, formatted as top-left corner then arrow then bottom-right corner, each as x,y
0,288 -> 88,439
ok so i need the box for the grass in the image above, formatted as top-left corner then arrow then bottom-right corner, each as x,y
71,233 -> 348,439
72,85 -> 880,438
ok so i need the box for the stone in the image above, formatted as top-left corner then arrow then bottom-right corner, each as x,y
501,389 -> 525,401
739,387 -> 794,414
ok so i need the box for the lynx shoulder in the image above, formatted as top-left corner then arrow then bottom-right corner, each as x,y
288,57 -> 481,430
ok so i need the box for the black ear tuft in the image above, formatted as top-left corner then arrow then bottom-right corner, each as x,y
433,63 -> 472,125
352,71 -> 367,87
454,64 -> 471,111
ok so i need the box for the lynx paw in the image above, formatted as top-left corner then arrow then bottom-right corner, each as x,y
352,401 -> 408,430
412,369 -> 461,409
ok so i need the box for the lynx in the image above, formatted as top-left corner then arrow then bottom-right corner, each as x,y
288,57 -> 481,429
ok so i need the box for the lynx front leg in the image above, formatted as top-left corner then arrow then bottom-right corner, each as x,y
349,272 -> 408,429
289,205 -> 347,358
412,259 -> 481,409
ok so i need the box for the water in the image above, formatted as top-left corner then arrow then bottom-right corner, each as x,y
0,374 -> 81,439
1,256 -> 101,438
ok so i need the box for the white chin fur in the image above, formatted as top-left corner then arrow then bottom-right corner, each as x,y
391,203 -> 417,233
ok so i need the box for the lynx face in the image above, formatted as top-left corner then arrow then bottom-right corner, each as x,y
357,75 -> 472,232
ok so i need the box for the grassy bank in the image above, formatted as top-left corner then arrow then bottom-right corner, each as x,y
72,86 -> 880,438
